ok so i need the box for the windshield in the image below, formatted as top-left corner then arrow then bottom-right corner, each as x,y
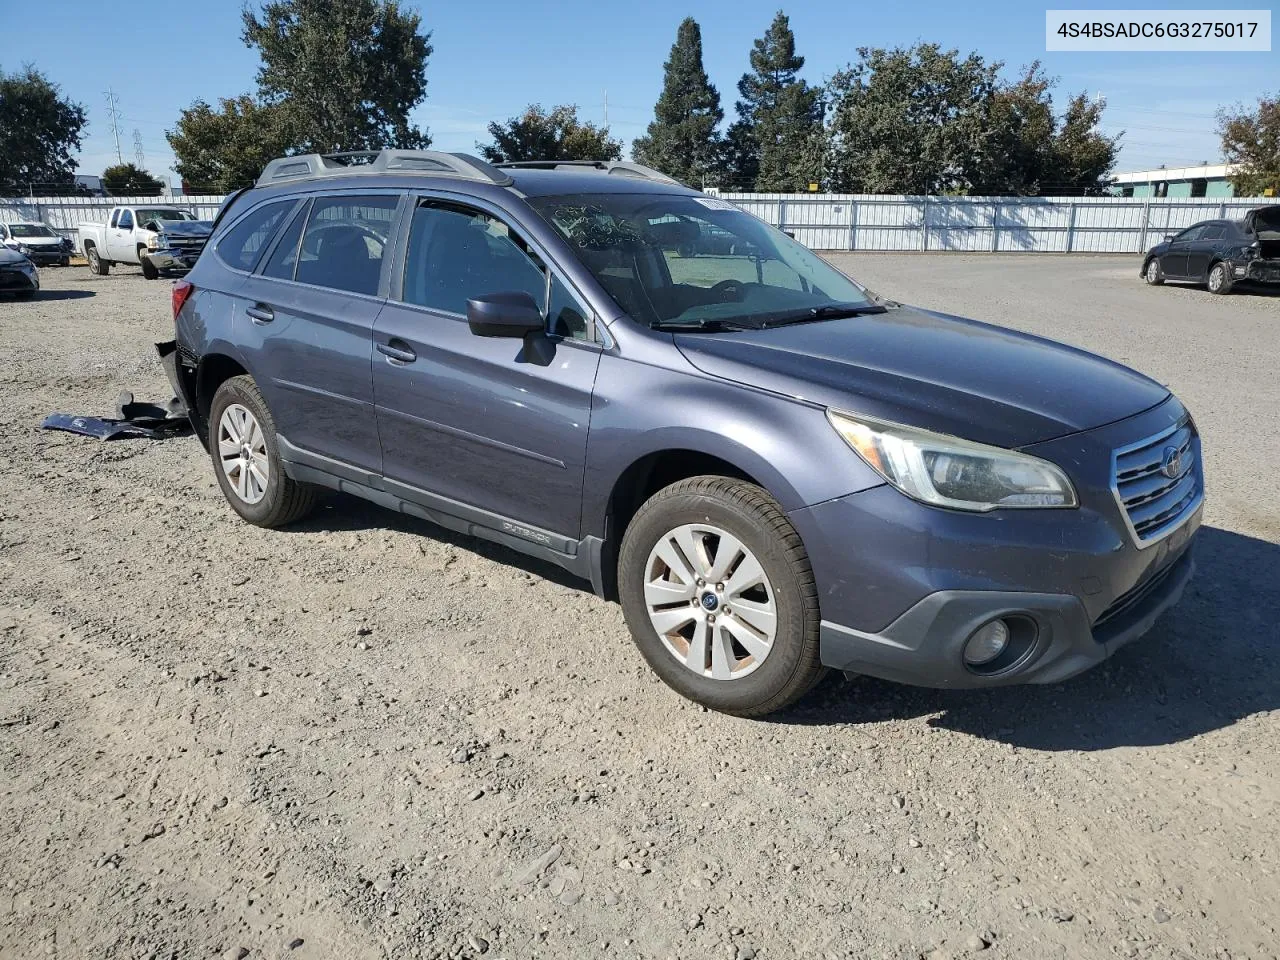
527,193 -> 873,328
8,224 -> 56,238
136,209 -> 195,223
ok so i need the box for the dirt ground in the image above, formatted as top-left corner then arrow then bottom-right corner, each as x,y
2,258 -> 1278,960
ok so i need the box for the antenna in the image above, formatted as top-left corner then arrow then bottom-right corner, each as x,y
132,129 -> 146,170
103,89 -> 124,165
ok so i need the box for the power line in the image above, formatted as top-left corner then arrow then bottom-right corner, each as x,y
103,89 -> 124,165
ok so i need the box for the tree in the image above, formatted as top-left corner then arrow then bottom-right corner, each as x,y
970,63 -> 1057,195
1045,93 -> 1121,196
826,44 -> 998,195
102,163 -> 164,196
632,18 -> 723,187
0,65 -> 87,194
723,11 -> 824,192
168,96 -> 295,192
1218,94 -> 1280,197
477,105 -> 622,163
241,0 -> 432,152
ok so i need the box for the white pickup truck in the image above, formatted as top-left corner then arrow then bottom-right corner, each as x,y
78,205 -> 199,277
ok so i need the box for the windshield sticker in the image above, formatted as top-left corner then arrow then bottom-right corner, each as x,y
693,197 -> 738,211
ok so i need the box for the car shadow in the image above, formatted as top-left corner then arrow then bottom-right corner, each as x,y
32,289 -> 96,301
771,525 -> 1280,750
283,492 -> 594,594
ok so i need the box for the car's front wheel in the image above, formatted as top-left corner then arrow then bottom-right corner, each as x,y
618,476 -> 825,716
1144,258 -> 1164,285
208,375 -> 318,528
141,255 -> 159,280
1207,261 -> 1234,295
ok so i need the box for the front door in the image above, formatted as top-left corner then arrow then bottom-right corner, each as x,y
107,208 -> 136,262
373,197 -> 601,540
235,192 -> 402,473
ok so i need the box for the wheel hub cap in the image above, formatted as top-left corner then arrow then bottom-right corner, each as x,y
217,403 -> 269,505
643,523 -> 777,681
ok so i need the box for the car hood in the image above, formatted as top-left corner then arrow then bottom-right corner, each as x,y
8,235 -> 62,246
0,247 -> 32,265
152,220 -> 213,238
674,305 -> 1171,448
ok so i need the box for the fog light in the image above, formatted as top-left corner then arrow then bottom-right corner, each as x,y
963,619 -> 1010,666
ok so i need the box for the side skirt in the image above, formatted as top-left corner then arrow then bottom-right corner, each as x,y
277,437 -> 608,597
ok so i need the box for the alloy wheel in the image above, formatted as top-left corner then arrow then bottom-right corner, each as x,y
217,403 -> 270,504
1208,266 -> 1223,291
643,523 -> 777,680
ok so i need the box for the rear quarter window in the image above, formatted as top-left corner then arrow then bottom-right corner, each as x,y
215,199 -> 297,272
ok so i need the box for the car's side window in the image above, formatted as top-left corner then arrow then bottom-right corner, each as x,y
118,210 -> 134,230
109,210 -> 119,229
1174,225 -> 1204,243
403,201 -> 593,341
1200,224 -> 1225,241
217,200 -> 296,272
295,195 -> 399,296
260,203 -> 309,281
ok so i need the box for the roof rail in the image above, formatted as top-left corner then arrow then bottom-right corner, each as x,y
256,150 -> 514,187
494,160 -> 682,186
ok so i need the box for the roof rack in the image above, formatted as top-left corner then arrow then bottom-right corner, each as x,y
494,160 -> 682,185
256,150 -> 514,187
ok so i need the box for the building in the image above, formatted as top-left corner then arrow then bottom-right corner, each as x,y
1110,163 -> 1238,199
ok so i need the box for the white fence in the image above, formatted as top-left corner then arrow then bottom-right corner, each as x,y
1,191 -> 1271,254
721,193 -> 1268,253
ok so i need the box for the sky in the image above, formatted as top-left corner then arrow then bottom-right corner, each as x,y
2,0 -> 1276,191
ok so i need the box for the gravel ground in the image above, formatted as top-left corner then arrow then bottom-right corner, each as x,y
1,256 -> 1278,960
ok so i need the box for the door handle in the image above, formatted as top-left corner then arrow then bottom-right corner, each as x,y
377,340 -> 417,364
246,304 -> 274,324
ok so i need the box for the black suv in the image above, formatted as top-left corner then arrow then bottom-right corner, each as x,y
167,150 -> 1202,716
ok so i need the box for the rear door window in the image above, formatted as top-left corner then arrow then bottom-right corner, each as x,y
1199,224 -> 1225,241
295,195 -> 399,296
260,203 -> 308,281
217,200 -> 296,272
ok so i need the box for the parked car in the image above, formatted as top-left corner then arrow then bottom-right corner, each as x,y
0,220 -> 71,267
139,218 -> 213,279
77,205 -> 198,276
1141,205 -> 1280,293
166,150 -> 1203,716
0,246 -> 40,298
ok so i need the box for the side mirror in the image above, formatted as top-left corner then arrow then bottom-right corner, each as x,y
1163,234 -> 1175,242
467,291 -> 544,338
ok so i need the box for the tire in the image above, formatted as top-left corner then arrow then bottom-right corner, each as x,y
60,257 -> 70,268
1144,258 -> 1164,285
141,256 -> 159,280
208,375 -> 318,528
618,476 -> 825,717
1207,261 -> 1234,295
86,245 -> 109,275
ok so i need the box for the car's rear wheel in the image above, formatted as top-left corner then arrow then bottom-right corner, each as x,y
618,476 -> 825,716
1207,261 -> 1234,295
1144,258 -> 1164,285
208,375 -> 318,528
86,245 -> 109,275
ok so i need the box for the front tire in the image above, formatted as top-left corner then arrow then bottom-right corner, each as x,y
1144,258 -> 1164,285
141,256 -> 159,280
1207,261 -> 1234,295
208,376 -> 318,528
618,476 -> 825,717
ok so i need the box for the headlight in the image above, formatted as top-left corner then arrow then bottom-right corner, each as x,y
827,410 -> 1078,511
146,235 -> 160,250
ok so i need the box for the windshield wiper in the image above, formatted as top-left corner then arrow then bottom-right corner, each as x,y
756,302 -> 888,328
650,316 -> 768,332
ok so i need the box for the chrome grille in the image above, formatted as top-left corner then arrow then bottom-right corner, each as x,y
1112,419 -> 1201,545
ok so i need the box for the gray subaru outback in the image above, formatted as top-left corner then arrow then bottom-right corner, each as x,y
169,150 -> 1202,716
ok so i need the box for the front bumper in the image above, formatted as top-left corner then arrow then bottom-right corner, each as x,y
789,396 -> 1202,688
14,247 -> 66,266
0,267 -> 38,292
144,250 -> 201,273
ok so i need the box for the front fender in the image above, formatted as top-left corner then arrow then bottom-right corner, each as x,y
582,350 -> 884,538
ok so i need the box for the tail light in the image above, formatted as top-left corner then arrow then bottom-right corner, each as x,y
172,279 -> 194,320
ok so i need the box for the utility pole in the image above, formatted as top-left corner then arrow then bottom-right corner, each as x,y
103,89 -> 124,165
603,89 -> 608,128
133,129 -> 146,170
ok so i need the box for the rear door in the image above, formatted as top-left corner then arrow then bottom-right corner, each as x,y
1187,223 -> 1224,279
372,194 -> 602,540
234,191 -> 403,474
1160,224 -> 1203,278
